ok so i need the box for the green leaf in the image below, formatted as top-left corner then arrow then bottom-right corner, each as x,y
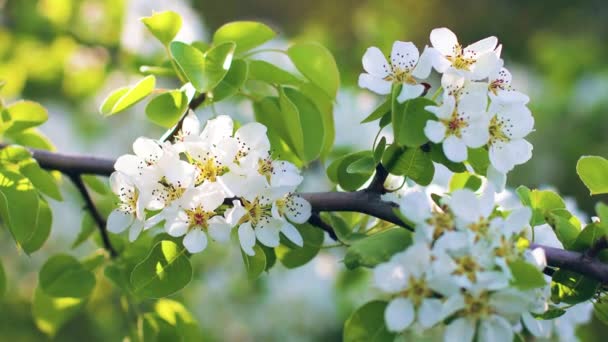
577,156 -> 608,195
546,213 -> 580,249
278,87 -> 305,158
596,202 -> 608,228
276,223 -> 324,268
141,313 -> 181,341
21,197 -> 52,253
531,307 -> 566,320
449,172 -> 483,192
394,98 -> 435,147
361,99 -> 391,123
374,137 -> 386,163
346,155 -> 376,174
154,298 -> 203,340
141,11 -> 182,46
130,240 -> 193,298
570,223 -> 608,252
344,301 -> 395,342
213,21 -> 276,54
594,299 -> 608,326
509,260 -> 547,290
32,287 -> 86,337
248,60 -> 301,85
344,228 -> 412,269
241,244 -> 266,281
211,59 -> 248,102
39,254 -> 96,298
10,128 -> 55,151
145,90 -> 189,128
0,168 -> 40,251
100,76 -> 156,115
551,270 -> 599,304
170,41 -> 235,93
72,213 -> 96,249
19,159 -> 62,200
382,145 -> 434,186
518,188 -> 566,226
327,151 -> 374,191
298,82 -> 335,159
284,88 -> 325,162
467,147 -> 490,175
287,42 -> 340,98
328,214 -> 366,244
81,174 -> 108,195
3,100 -> 48,134
0,260 -> 6,298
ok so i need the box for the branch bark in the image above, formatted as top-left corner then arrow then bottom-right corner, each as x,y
3,144 -> 608,283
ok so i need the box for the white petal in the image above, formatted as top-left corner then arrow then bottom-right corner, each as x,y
128,220 -> 144,242
361,46 -> 390,78
426,95 -> 455,120
412,46 -> 434,79
499,105 -> 534,139
280,221 -> 303,247
166,219 -> 189,237
522,312 -> 551,338
430,28 -> 459,56
373,260 -> 408,293
385,297 -> 415,332
444,318 -> 475,342
208,217 -> 232,243
201,115 -> 233,143
462,119 -> 490,148
163,160 -> 194,188
479,315 -> 514,342
486,165 -> 506,193
238,222 -> 257,256
286,196 -> 311,224
424,121 -> 447,144
441,71 -> 465,94
504,207 -> 532,233
390,41 -> 419,72
397,84 -> 425,103
471,52 -> 500,80
418,298 -> 444,328
255,220 -> 281,247
114,155 -> 144,178
442,136 -> 467,162
133,137 -> 163,164
398,191 -> 432,225
235,122 -> 271,153
107,209 -> 134,233
465,36 -> 498,55
358,73 -> 392,95
183,229 -> 208,253
181,111 -> 200,137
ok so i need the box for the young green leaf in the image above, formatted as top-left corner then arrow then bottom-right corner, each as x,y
551,270 -> 599,304
343,301 -> 396,342
72,213 -> 96,249
577,156 -> 608,195
509,260 -> 547,290
100,76 -> 156,116
21,197 -> 52,253
19,159 -> 62,200
382,145 -> 434,186
39,254 -> 96,298
3,100 -> 48,134
361,99 -> 391,123
449,172 -> 483,192
0,260 -> 6,298
81,174 -> 109,195
346,155 -> 376,174
278,87 -> 305,157
213,21 -> 276,54
393,98 -> 435,147
287,42 -> 340,99
130,240 -> 193,298
284,88 -> 325,162
241,244 -> 266,281
141,11 -> 183,46
170,41 -> 235,93
373,137 -> 386,163
32,287 -> 86,337
327,151 -> 374,191
211,59 -> 248,102
344,228 -> 412,269
0,168 -> 41,251
248,60 -> 301,85
276,223 -> 324,268
145,90 -> 189,128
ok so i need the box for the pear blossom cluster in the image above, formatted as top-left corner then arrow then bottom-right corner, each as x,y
107,112 -> 311,255
359,28 -> 534,190
374,185 -> 551,341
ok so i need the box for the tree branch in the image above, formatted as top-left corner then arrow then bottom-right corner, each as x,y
365,164 -> 389,194
4,145 -> 608,283
67,173 -> 118,258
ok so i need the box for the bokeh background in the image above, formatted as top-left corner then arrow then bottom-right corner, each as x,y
1,0 -> 608,340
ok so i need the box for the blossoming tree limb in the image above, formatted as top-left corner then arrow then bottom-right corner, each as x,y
2,11 -> 608,341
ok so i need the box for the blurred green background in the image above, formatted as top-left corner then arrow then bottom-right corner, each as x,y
1,0 -> 608,340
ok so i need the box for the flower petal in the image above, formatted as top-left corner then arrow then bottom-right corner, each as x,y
390,41 -> 419,72
418,298 -> 444,328
280,221 -> 303,247
478,315 -> 514,342
255,220 -> 281,247
442,136 -> 468,162
471,52 -> 500,80
285,195 -> 311,224
107,209 -> 134,234
358,73 -> 392,95
398,191 -> 432,225
208,217 -> 232,243
133,137 -> 163,164
430,28 -> 459,56
444,318 -> 475,342
183,229 -> 208,253
385,297 -> 415,332
238,222 -> 257,256
465,36 -> 498,55
397,84 -> 425,103
128,220 -> 144,242
412,46 -> 434,79
361,46 -> 390,78
166,219 -> 189,237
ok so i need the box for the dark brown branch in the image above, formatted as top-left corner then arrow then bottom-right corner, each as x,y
365,164 -> 389,194
160,92 -> 206,142
68,173 -> 118,258
586,236 -> 608,259
4,145 -> 608,283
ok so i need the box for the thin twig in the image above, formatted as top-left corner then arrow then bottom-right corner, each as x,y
365,164 -> 389,194
586,236 -> 608,259
68,173 -> 118,257
309,213 -> 338,240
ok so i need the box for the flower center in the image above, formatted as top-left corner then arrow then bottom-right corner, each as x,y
185,206 -> 215,230
427,208 -> 456,240
240,198 -> 272,227
257,157 -> 274,182
442,110 -> 468,138
193,155 -> 228,185
401,276 -> 433,306
117,186 -> 138,214
488,115 -> 511,146
453,255 -> 481,282
463,292 -> 492,319
385,68 -> 417,85
158,177 -> 186,204
447,44 -> 476,71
